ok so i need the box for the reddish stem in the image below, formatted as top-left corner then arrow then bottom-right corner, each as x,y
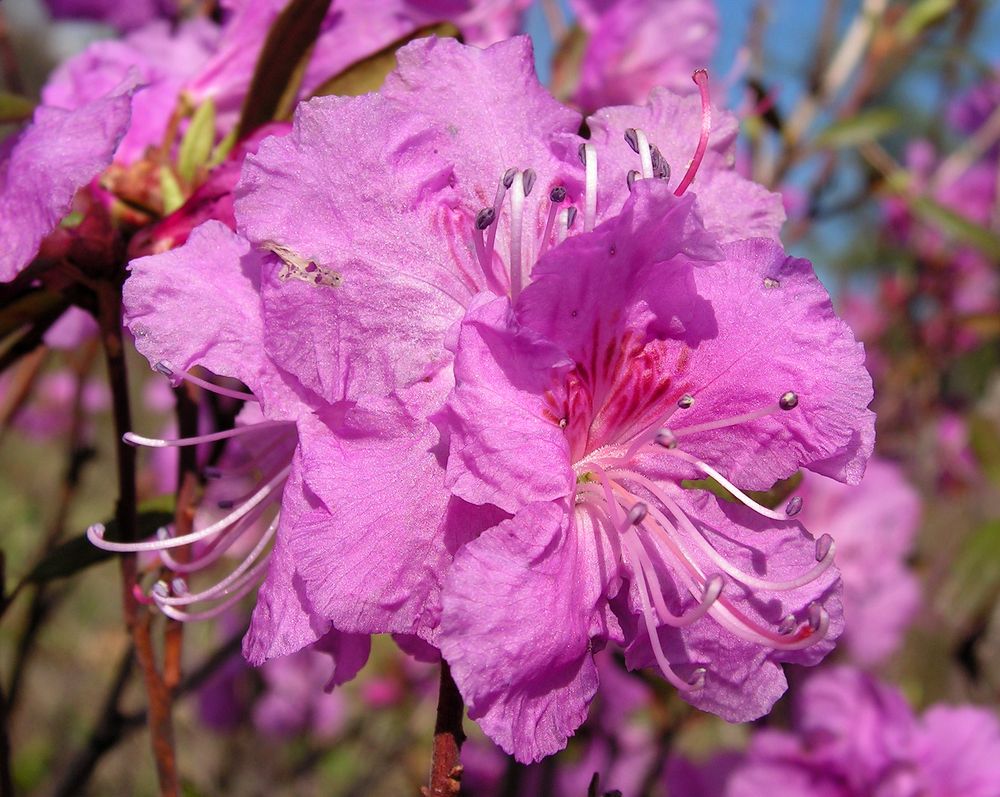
425,661 -> 466,797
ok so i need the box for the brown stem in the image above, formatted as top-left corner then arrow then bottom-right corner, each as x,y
96,282 -> 179,797
0,6 -> 23,96
425,661 -> 465,797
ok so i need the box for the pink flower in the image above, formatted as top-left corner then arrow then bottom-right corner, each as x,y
793,458 -> 921,666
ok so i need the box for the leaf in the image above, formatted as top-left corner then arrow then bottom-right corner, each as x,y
896,0 -> 955,42
25,508 -> 175,583
0,91 -> 35,124
177,99 -> 217,184
207,127 -> 239,169
310,23 -> 459,99
815,108 -> 902,148
0,290 -> 67,342
939,520 -> 1000,629
236,0 -> 334,138
159,166 -> 185,215
907,194 -> 1000,261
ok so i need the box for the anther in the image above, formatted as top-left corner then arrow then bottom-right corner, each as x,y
152,580 -> 170,599
655,428 -> 678,449
785,495 -> 803,516
677,394 -> 694,409
502,167 -> 517,189
808,602 -> 824,631
521,169 -> 536,197
558,417 -> 568,429
650,146 -> 670,181
171,577 -> 188,595
815,533 -> 834,562
549,186 -> 566,203
763,277 -> 780,288
475,207 -> 496,230
624,128 -> 640,154
203,466 -> 223,480
687,667 -> 707,690
627,502 -> 648,526
626,170 -> 640,192
779,391 -> 799,410
578,143 -> 588,165
89,522 -> 106,538
778,614 -> 797,635
703,573 -> 725,603
156,526 -> 170,540
217,498 -> 236,509
566,207 -> 578,228
154,361 -> 174,378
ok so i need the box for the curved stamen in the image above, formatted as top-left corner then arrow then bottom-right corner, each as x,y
674,69 -> 712,197
88,466 -> 289,552
154,516 -> 279,606
153,567 -> 266,622
611,469 -> 837,592
154,361 -> 256,402
657,450 -> 790,521
622,530 -> 701,691
156,502 -> 270,572
123,420 -> 292,449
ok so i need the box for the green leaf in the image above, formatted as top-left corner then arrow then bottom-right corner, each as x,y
25,509 -> 174,583
177,99 -> 217,184
815,108 -> 902,149
939,521 -> 1000,628
159,166 -> 185,214
907,194 -> 1000,261
0,91 -> 35,124
207,126 -> 239,169
310,22 -> 459,99
237,0 -> 334,138
896,0 -> 955,42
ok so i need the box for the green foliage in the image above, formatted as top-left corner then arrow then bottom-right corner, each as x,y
815,108 -> 902,149
177,99 -> 217,184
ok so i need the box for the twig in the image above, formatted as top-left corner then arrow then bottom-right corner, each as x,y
424,661 -> 465,797
0,680 -> 12,797
0,6 -> 23,95
96,281 -> 179,797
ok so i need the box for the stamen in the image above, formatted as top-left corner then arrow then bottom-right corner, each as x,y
670,401 -> 782,438
485,168 -> 517,259
674,69 -> 712,197
509,170 -> 526,301
88,466 -> 289,552
634,129 -> 654,180
659,450 -> 790,521
521,168 -> 536,197
475,207 -> 496,230
677,394 -> 694,410
154,516 -> 278,607
539,186 -> 565,256
626,170 -> 640,192
581,143 -> 597,231
154,361 -> 256,402
785,496 -> 803,517
778,614 -> 797,634
123,420 -> 291,449
815,533 -> 833,562
627,502 -> 648,525
624,128 -> 640,154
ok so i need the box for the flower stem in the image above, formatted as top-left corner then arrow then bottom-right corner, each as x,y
96,282 -> 179,797
425,661 -> 466,797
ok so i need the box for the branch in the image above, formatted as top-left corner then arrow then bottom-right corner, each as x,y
424,661 -> 465,797
96,281 -> 179,797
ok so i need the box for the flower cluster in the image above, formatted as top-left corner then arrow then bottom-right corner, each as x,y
105,29 -> 875,762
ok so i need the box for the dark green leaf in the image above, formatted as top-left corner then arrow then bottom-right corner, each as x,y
310,23 -> 459,99
25,509 -> 174,583
0,91 -> 35,124
236,0 -> 334,138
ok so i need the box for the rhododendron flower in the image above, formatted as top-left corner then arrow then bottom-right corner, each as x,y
570,0 -> 719,111
44,0 -> 176,31
793,458 -> 921,666
719,667 -> 1000,797
0,80 -> 133,281
437,179 -> 872,759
